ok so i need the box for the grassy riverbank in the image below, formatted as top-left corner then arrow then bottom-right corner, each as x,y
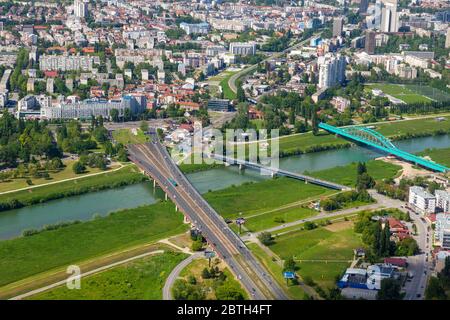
308,160 -> 402,186
205,177 -> 334,219
417,147 -> 450,167
29,251 -> 188,300
0,165 -> 147,212
0,202 -> 187,287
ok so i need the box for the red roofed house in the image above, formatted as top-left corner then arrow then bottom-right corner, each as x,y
385,217 -> 410,241
44,70 -> 58,78
384,257 -> 407,268
179,123 -> 194,132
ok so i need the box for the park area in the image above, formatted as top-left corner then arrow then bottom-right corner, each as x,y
365,83 -> 450,104
268,220 -> 362,290
29,251 -> 187,300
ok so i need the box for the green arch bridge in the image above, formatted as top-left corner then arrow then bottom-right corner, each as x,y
319,122 -> 449,173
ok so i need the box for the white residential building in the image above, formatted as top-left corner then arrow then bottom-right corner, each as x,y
318,53 -> 347,89
180,22 -> 209,35
436,190 -> 450,213
229,42 -> 256,56
408,186 -> 436,214
74,0 -> 88,18
435,213 -> 450,249
380,0 -> 399,33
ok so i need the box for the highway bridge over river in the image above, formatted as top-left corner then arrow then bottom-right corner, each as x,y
127,140 -> 288,300
210,154 -> 351,191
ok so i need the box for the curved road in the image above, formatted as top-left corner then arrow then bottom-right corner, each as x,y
163,253 -> 202,300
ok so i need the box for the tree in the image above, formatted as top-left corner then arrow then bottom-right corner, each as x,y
110,109 -> 120,122
257,232 -> 274,246
377,278 -> 401,300
72,161 -> 85,174
140,120 -> 149,133
236,85 -> 246,103
191,239 -> 203,251
215,283 -> 244,300
283,256 -> 296,272
201,268 -> 211,279
425,277 -> 447,300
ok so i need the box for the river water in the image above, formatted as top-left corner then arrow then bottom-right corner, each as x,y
0,134 -> 449,240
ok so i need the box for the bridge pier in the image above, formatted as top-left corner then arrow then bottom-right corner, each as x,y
153,179 -> 156,188
175,205 -> 178,212
165,193 -> 168,201
183,215 -> 190,224
239,164 -> 244,171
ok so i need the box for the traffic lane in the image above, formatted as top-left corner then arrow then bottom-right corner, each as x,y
133,155 -> 267,299
132,145 -> 285,299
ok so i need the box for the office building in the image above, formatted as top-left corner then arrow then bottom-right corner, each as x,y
207,99 -> 231,112
317,53 -> 347,89
381,0 -> 399,32
40,95 -> 146,120
333,17 -> 343,37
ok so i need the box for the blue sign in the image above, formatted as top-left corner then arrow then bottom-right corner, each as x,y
283,271 -> 295,279
204,251 -> 215,259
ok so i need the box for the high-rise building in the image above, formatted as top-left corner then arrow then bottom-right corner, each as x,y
446,27 -> 450,49
74,0 -> 88,18
365,30 -> 376,54
332,17 -> 343,37
381,0 -> 398,33
359,0 -> 369,14
317,53 -> 346,89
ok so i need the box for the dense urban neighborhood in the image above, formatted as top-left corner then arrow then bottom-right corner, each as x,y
0,0 -> 450,306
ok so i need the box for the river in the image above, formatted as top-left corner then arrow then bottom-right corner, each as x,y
0,134 -> 449,240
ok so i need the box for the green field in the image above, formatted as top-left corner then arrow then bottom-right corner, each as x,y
418,147 -> 450,167
205,177 -> 333,218
247,243 -> 306,300
0,165 -> 146,210
243,207 -> 319,232
404,85 -> 450,103
375,116 -> 450,138
29,251 -> 187,300
112,129 -> 149,145
269,222 -> 362,289
309,160 -> 402,187
366,83 -> 431,104
0,202 -> 187,287
0,160 -> 113,193
219,71 -> 238,100
270,225 -> 361,260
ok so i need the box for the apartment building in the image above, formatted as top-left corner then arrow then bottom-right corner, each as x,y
435,213 -> 450,249
408,186 -> 436,215
39,54 -> 98,72
180,22 -> 209,35
229,42 -> 256,56
317,53 -> 347,89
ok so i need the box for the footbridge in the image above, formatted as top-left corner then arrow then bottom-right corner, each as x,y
319,122 -> 449,173
210,154 -> 351,191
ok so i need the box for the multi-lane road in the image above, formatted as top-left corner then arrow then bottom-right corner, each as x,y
127,138 -> 288,300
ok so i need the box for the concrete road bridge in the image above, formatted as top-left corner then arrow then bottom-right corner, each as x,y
127,139 -> 288,300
